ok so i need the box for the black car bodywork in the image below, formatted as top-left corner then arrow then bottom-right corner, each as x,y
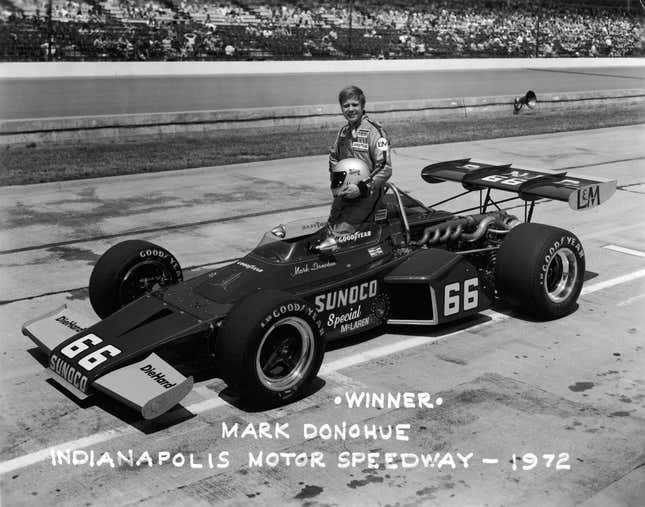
23,159 -> 616,419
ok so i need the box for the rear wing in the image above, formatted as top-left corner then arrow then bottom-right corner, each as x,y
421,159 -> 616,211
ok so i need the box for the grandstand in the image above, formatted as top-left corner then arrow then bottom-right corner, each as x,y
0,0 -> 642,60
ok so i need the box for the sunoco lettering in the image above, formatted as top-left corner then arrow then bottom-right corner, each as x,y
55,315 -> 84,333
315,280 -> 378,312
140,364 -> 176,389
49,354 -> 88,392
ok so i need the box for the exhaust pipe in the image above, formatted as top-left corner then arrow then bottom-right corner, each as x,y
412,211 -> 518,247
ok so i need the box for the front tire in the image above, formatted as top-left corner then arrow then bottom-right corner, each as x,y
89,240 -> 182,319
215,290 -> 325,404
495,223 -> 585,319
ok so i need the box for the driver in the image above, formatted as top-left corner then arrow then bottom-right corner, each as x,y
328,85 -> 392,234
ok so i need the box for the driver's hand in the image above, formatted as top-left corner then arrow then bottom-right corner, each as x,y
341,183 -> 360,199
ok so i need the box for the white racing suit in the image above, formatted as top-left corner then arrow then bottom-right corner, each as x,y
328,114 -> 393,233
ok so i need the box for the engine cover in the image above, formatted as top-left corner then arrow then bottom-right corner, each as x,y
384,249 -> 490,325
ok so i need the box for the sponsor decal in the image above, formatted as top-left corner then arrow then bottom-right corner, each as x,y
50,354 -> 89,392
55,315 -> 84,333
368,246 -> 384,258
481,171 -> 542,187
315,280 -> 378,312
575,185 -> 600,209
292,260 -> 336,277
215,272 -> 242,290
237,261 -> 263,273
539,236 -> 584,285
140,364 -> 177,389
139,248 -> 181,278
337,230 -> 372,245
374,208 -> 388,221
259,301 -> 323,334
327,305 -> 363,329
376,137 -> 389,151
303,220 -> 328,231
340,316 -> 371,334
351,142 -> 369,151
357,129 -> 370,136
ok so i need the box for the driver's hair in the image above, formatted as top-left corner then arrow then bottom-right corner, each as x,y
338,85 -> 366,108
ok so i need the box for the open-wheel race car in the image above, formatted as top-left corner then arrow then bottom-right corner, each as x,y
23,159 -> 616,419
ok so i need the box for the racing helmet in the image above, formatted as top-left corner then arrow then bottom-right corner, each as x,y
331,158 -> 370,197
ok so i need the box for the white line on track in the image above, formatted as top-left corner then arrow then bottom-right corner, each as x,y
617,293 -> 645,307
2,267 -> 645,476
602,245 -> 645,258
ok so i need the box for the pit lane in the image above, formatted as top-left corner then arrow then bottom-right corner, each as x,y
0,125 -> 644,506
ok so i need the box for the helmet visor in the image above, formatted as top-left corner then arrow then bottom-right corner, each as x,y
330,171 -> 347,190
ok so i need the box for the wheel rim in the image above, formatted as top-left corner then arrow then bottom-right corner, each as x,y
119,260 -> 176,306
256,316 -> 315,392
545,248 -> 578,303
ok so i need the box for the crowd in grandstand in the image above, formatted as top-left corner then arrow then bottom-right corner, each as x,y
1,0 -> 642,60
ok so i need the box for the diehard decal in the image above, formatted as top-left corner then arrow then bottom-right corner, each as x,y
140,364 -> 177,389
55,315 -> 84,333
315,280 -> 378,312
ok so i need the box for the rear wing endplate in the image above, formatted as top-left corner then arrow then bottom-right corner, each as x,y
421,159 -> 616,211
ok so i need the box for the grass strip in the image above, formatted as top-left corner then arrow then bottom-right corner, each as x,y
1,103 -> 643,186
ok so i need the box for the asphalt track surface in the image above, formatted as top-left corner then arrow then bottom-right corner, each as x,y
1,124 -> 644,506
1,65 -> 644,119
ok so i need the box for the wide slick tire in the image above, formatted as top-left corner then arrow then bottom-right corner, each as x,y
495,223 -> 585,320
215,290 -> 325,404
89,240 -> 182,319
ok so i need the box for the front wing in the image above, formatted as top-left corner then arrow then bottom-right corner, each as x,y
23,305 -> 194,419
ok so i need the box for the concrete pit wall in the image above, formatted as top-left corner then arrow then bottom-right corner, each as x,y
1,59 -> 643,146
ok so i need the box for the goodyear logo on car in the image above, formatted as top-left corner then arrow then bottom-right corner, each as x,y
336,230 -> 372,245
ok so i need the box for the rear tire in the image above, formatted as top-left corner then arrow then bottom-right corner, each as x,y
495,223 -> 585,320
89,240 -> 182,319
215,290 -> 325,404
